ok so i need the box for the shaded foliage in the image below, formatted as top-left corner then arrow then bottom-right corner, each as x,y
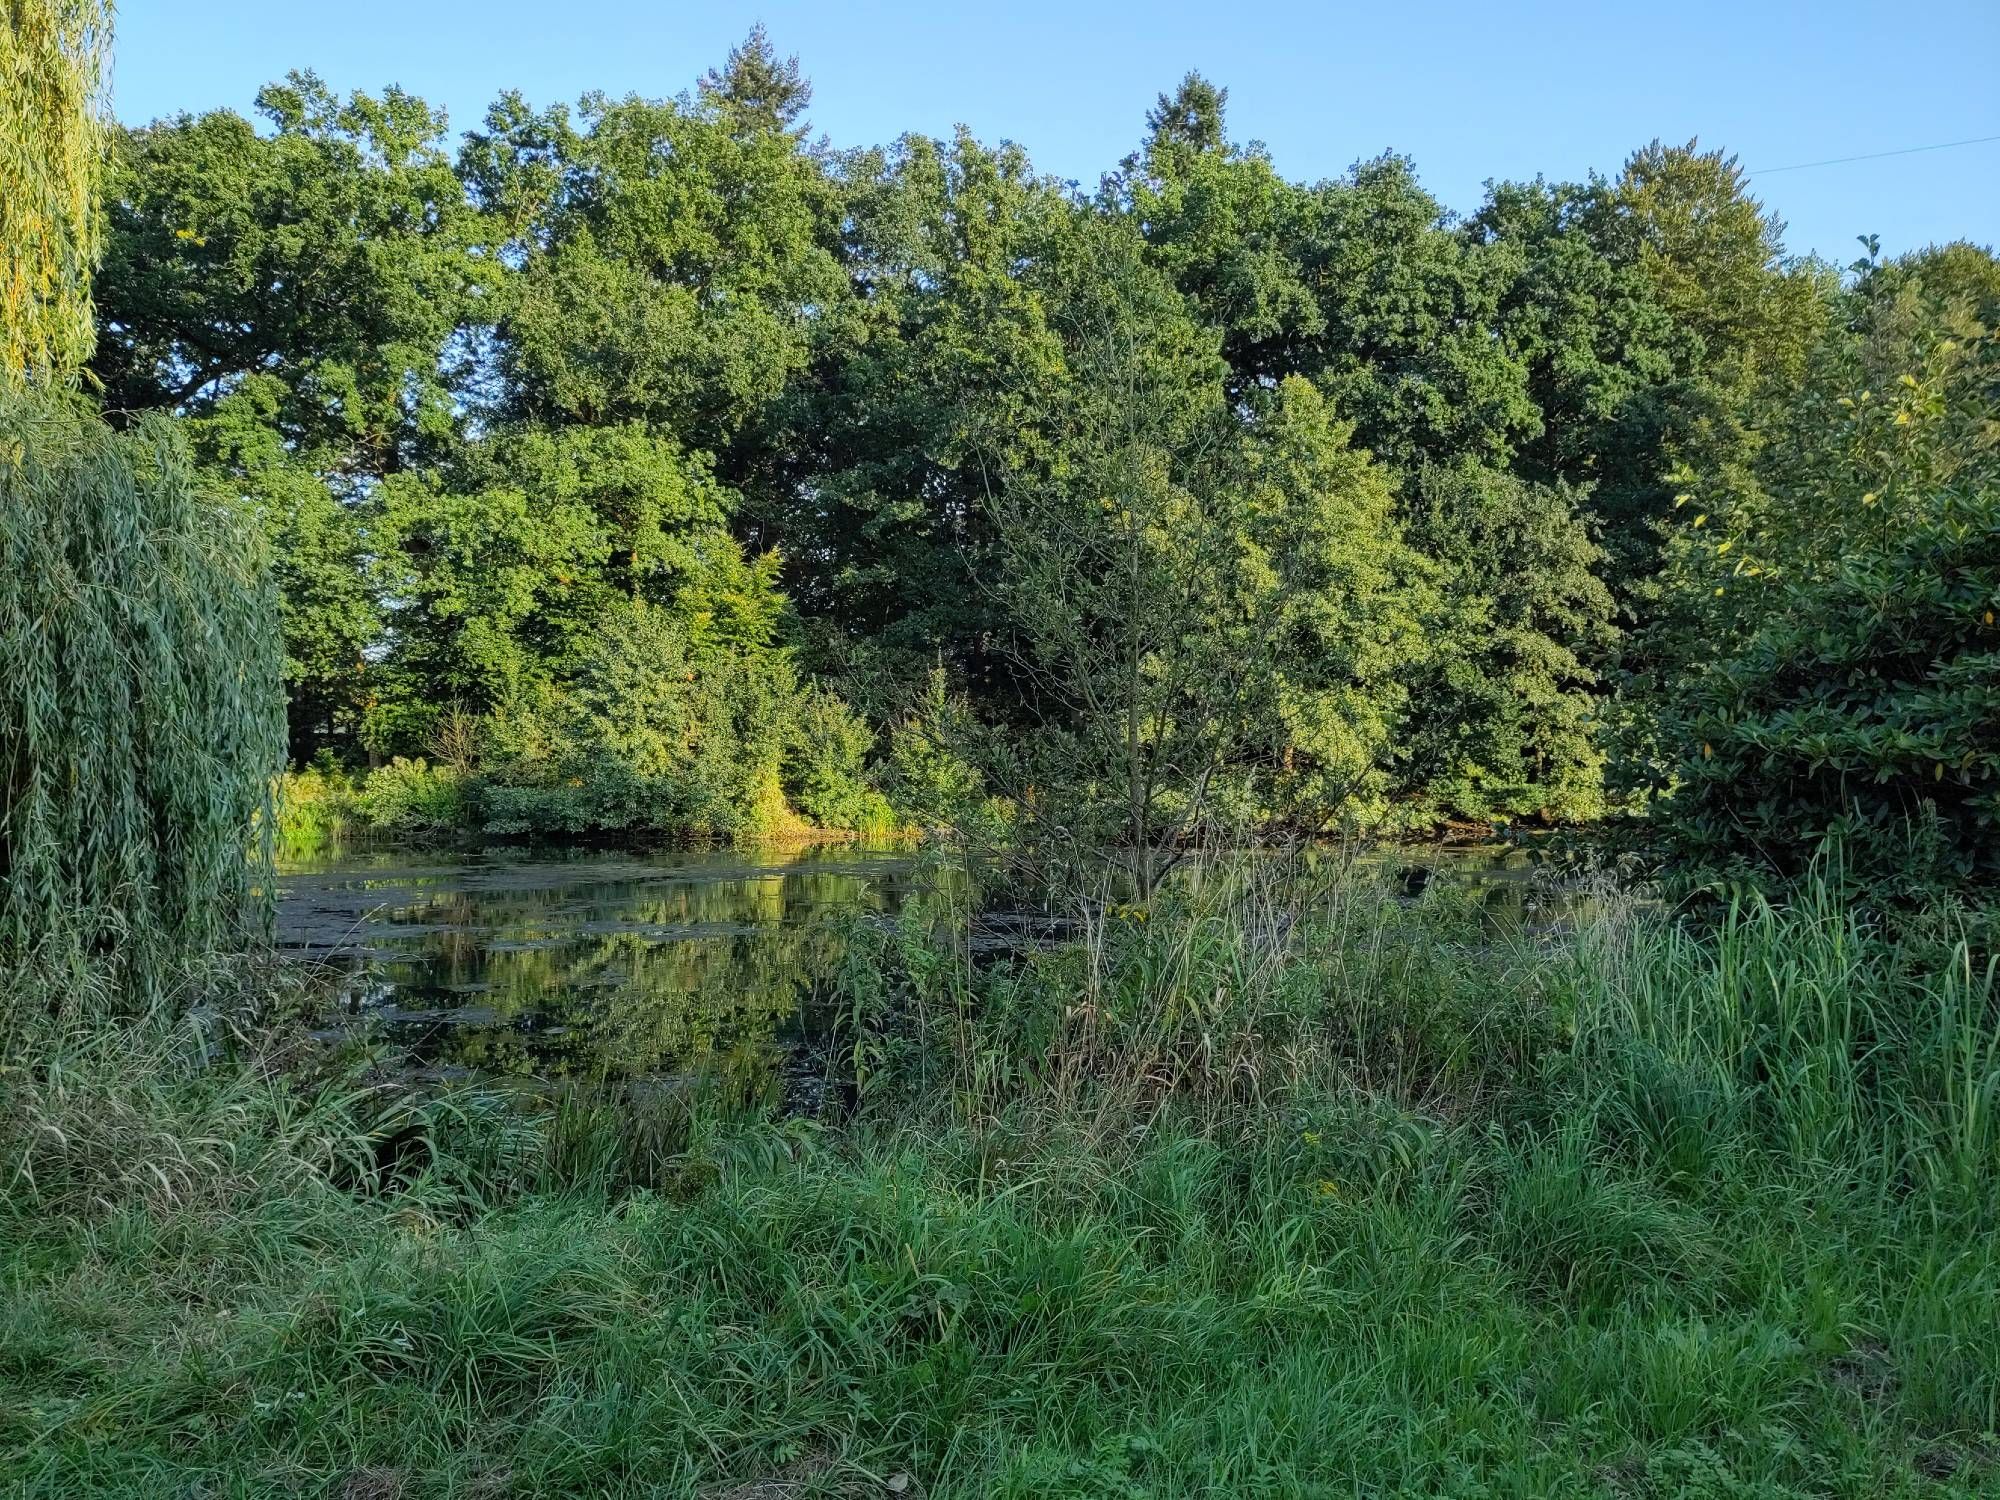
1644,278 -> 2000,901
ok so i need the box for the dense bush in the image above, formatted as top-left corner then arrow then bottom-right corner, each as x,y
474,575 -> 889,840
272,760 -> 362,850
1649,320 -> 2000,901
357,756 -> 474,837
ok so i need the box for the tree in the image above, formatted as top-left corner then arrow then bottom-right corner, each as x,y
1467,177 -> 1687,573
1115,78 -> 1536,469
1,0 -> 110,379
0,392 -> 285,1023
754,128 -> 1076,699
985,226 -> 1422,892
2,2 -> 286,1029
1112,73 -> 1320,406
1609,141 -> 1825,400
1397,461 -> 1618,824
366,422 -> 732,751
94,74 -> 484,465
92,76 -> 487,756
475,544 -> 885,840
701,23 -> 812,135
462,68 -> 846,458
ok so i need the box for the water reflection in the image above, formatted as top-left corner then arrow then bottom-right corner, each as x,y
276,841 -> 1590,1091
277,845 -> 923,1093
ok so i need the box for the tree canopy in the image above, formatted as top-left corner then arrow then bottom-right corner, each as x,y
78,30 -> 2000,899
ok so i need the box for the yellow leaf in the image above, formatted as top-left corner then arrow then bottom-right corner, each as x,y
1702,742 -> 1713,759
1693,513 -> 1708,528
1986,611 -> 1996,626
1862,492 -> 1878,507
1936,762 -> 1945,781
1717,540 -> 1732,555
1894,410 -> 1913,426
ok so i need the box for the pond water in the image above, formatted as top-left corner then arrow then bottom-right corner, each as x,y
276,841 -> 1574,1096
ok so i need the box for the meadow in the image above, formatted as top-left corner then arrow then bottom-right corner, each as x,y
5,869 -> 1996,1497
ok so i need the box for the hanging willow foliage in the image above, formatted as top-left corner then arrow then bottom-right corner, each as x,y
0,0 -> 112,380
0,387 -> 285,1026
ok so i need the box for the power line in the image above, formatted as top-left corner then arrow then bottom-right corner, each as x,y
1749,133 -> 2000,175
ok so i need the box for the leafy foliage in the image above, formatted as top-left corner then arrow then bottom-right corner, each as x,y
0,0 -> 109,379
1397,461 -> 1617,824
982,226 -> 1424,887
1647,297 -> 2000,900
0,390 -> 284,1021
80,29 -> 2000,882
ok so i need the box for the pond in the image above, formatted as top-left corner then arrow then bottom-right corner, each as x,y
276,841 -> 1578,1098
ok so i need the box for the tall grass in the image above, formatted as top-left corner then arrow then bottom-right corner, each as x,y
3,873 -> 1996,1495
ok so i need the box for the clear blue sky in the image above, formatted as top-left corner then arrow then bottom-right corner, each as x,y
113,1 -> 1998,264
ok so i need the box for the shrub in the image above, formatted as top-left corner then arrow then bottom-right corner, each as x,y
478,601 -> 788,838
359,757 -> 471,837
786,686 -> 894,832
273,761 -> 364,851
1648,321 -> 2000,904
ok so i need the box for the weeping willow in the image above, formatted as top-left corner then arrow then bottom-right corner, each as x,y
1,0 -> 112,380
2,3 -> 284,1032
0,388 -> 285,1026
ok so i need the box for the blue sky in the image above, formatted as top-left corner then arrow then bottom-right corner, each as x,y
114,1 -> 1998,264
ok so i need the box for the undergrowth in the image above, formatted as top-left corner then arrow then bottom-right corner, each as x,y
2,870 -> 1996,1497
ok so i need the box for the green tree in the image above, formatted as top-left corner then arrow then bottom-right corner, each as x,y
1112,74 -> 1319,405
367,423 -> 732,751
1467,178 -> 1686,560
1,0 -> 110,379
1600,142 -> 1833,597
1,390 -> 284,1023
756,128 -> 1075,697
1116,78 -> 1537,469
476,545 -> 885,839
1397,461 -> 1618,824
195,376 -> 378,760
462,47 -> 845,456
2,4 -> 286,1030
92,75 -> 486,755
985,227 -> 1422,891
94,74 -> 483,465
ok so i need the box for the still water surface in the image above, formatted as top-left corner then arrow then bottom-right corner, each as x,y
275,842 -> 1565,1090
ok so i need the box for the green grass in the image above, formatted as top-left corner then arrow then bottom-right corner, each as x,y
2,873 -> 1997,1497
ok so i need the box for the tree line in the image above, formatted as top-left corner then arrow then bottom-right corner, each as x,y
67,28 -> 2000,892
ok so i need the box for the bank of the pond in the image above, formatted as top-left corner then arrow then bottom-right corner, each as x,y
274,761 -> 914,859
6,876 -> 1998,1496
